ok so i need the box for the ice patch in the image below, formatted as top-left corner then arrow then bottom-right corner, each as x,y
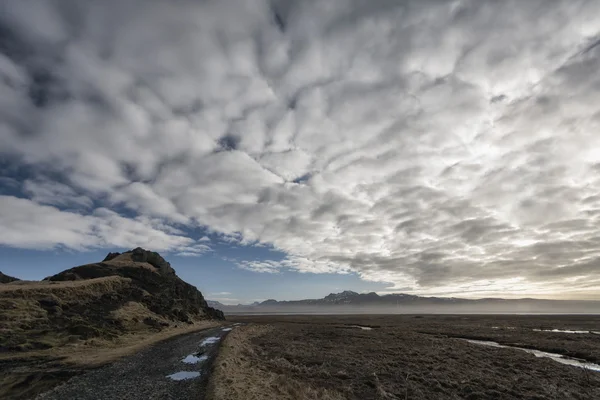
350,325 -> 373,330
533,329 -> 590,334
464,339 -> 600,372
222,328 -> 232,332
166,371 -> 201,381
182,354 -> 209,364
200,336 -> 221,346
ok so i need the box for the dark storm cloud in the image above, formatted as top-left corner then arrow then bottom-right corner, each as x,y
1,0 -> 600,298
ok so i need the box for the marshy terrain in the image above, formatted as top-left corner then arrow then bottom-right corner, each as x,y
3,263 -> 599,400
211,315 -> 600,400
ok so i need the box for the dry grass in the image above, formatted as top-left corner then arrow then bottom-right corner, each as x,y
0,320 -> 221,400
59,319 -> 221,365
1,277 -> 136,351
0,276 -> 130,293
109,301 -> 168,332
207,324 -> 346,400
0,319 -> 220,364
1,250 -> 223,398
222,315 -> 600,400
102,254 -> 159,271
0,274 -> 213,353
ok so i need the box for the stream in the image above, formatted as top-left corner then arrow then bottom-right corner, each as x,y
464,339 -> 600,372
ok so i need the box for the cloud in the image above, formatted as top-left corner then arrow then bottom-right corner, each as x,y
237,260 -> 283,274
175,246 -> 212,257
209,292 -> 233,296
0,195 -> 205,253
23,179 -> 94,209
1,0 -> 600,297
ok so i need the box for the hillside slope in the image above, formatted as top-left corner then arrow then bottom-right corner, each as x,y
0,271 -> 20,284
0,248 -> 223,353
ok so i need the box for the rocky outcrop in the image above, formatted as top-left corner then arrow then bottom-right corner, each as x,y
45,248 -> 223,321
129,247 -> 176,275
100,247 -> 175,275
0,249 -> 224,352
102,252 -> 120,262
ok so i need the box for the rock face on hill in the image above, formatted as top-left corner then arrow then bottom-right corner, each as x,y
45,247 -> 224,321
101,247 -> 176,275
0,248 -> 223,352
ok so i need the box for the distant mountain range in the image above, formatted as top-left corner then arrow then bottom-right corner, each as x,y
208,290 -> 600,314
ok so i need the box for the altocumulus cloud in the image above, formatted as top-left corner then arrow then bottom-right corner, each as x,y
1,0 -> 600,298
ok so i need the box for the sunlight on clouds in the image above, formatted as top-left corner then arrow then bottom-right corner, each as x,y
1,0 -> 600,298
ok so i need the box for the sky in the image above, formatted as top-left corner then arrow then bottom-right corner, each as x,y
1,0 -> 600,303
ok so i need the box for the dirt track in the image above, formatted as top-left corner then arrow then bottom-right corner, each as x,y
34,325 -> 233,400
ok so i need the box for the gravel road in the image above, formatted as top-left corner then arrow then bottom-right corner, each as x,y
36,325 -> 235,400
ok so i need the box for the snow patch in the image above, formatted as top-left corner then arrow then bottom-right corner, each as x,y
182,354 -> 208,364
200,336 -> 221,346
166,371 -> 201,381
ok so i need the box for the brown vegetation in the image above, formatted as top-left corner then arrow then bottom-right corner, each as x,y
207,325 -> 345,400
1,276 -> 134,352
0,320 -> 219,400
0,248 -> 224,399
215,315 -> 600,400
1,248 -> 223,354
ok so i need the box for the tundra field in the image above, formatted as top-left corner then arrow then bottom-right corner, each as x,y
210,314 -> 600,400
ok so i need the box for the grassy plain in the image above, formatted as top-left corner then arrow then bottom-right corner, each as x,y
210,314 -> 600,400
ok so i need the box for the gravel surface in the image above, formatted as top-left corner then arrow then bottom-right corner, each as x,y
37,326 -> 234,400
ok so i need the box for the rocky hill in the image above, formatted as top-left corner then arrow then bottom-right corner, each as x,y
0,271 -> 20,284
0,248 -> 223,353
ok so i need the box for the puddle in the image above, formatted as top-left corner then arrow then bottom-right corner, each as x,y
166,371 -> 201,381
464,339 -> 600,372
182,354 -> 209,364
350,325 -> 373,331
222,328 -> 232,332
200,336 -> 221,346
533,329 -> 591,334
